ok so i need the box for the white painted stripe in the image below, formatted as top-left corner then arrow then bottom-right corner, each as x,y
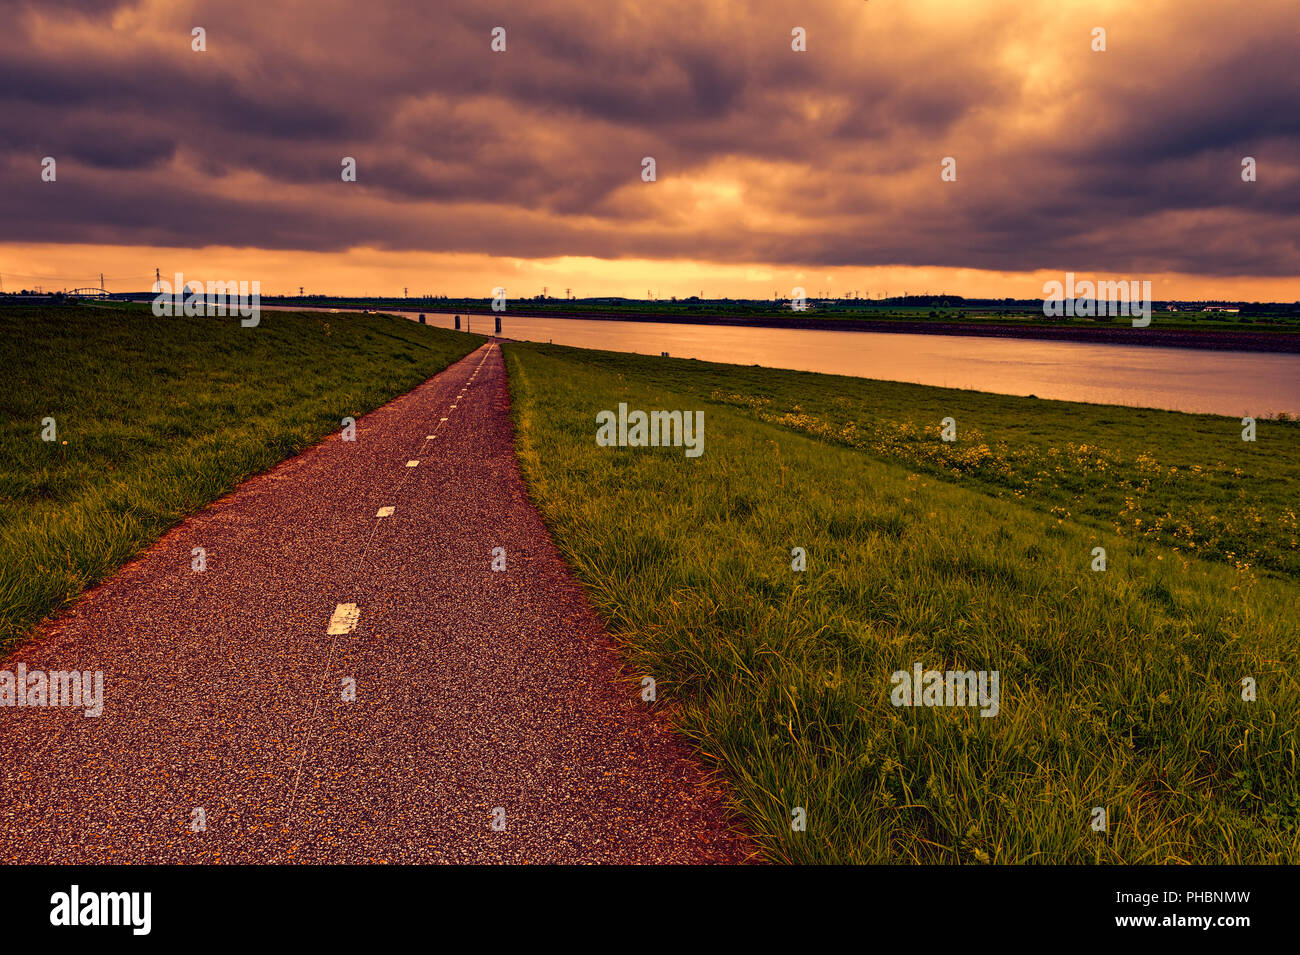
440,417 -> 448,422
407,460 -> 419,467
327,603 -> 360,635
376,506 -> 395,518
426,434 -> 436,439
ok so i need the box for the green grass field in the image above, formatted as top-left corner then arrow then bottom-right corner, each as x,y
0,304 -> 483,652
504,341 -> 1300,863
518,348 -> 1300,580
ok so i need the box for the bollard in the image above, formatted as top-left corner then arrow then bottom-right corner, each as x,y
661,351 -> 669,357
418,313 -> 426,324
495,316 -> 502,335
454,314 -> 460,330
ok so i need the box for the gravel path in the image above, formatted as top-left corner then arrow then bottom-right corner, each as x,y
0,342 -> 750,863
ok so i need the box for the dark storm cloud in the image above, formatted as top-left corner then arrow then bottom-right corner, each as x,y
1,0 -> 1297,277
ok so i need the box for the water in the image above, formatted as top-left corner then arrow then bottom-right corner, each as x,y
294,307 -> 1300,417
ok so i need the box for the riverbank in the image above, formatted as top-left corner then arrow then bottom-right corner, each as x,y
101,296 -> 1300,354
504,339 -> 1300,863
464,307 -> 1300,353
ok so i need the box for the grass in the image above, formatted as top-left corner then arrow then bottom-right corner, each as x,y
504,341 -> 1300,864
513,348 -> 1300,580
0,304 -> 484,653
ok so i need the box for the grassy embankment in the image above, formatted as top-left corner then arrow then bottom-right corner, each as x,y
504,342 -> 1300,864
0,305 -> 484,653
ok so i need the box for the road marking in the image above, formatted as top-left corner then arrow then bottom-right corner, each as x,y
426,434 -> 436,439
440,417 -> 448,422
407,460 -> 419,467
376,506 -> 395,518
327,603 -> 360,635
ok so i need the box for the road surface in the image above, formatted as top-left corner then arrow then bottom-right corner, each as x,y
0,342 -> 749,863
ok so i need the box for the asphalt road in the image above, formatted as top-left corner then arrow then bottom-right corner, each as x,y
0,342 -> 750,863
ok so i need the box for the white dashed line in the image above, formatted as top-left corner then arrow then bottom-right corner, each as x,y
327,603 -> 360,635
376,506 -> 395,518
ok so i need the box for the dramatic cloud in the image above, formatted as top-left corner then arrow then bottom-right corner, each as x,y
1,0 -> 1297,292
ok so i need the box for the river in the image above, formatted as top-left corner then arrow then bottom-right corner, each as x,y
284,307 -> 1300,417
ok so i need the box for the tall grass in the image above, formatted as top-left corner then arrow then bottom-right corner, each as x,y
505,342 -> 1300,864
518,347 -> 1300,579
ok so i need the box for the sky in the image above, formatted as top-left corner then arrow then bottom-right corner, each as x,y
1,0 -> 1297,300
